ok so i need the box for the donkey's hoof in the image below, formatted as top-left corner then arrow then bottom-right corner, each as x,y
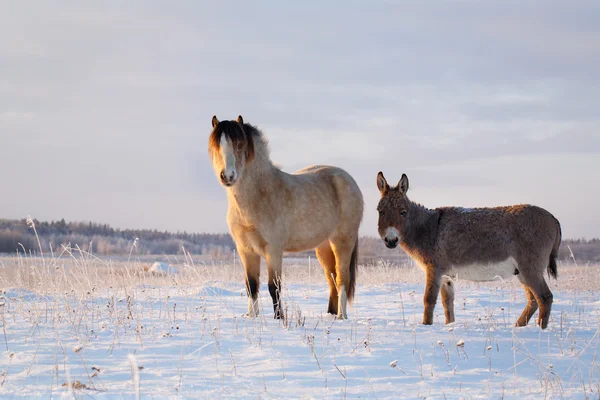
515,319 -> 528,327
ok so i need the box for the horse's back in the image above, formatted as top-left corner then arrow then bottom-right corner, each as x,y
293,165 -> 359,191
293,164 -> 352,180
290,164 -> 363,232
293,165 -> 363,206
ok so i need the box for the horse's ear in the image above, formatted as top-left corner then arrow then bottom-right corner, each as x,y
377,171 -> 389,195
212,115 -> 219,128
236,115 -> 244,125
398,174 -> 409,194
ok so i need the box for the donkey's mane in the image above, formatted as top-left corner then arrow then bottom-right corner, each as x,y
410,199 -> 435,217
406,197 -> 439,241
390,185 -> 436,220
208,120 -> 263,162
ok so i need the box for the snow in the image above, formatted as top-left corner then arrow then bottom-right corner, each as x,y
0,260 -> 599,398
148,261 -> 179,275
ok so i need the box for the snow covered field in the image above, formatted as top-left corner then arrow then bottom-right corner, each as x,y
1,254 -> 599,399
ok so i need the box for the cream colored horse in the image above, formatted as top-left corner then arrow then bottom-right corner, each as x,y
209,115 -> 363,319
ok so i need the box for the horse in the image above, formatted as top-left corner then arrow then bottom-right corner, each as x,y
375,172 -> 561,329
208,115 -> 363,319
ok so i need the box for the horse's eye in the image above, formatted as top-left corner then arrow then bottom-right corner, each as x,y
378,210 -> 383,216
400,210 -> 407,217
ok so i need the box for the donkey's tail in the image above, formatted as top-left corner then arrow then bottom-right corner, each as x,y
548,216 -> 561,280
347,238 -> 358,303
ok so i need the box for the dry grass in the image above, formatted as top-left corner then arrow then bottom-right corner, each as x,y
0,248 -> 597,295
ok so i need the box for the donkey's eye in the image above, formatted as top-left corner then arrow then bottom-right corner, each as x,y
400,210 -> 407,217
378,210 -> 384,216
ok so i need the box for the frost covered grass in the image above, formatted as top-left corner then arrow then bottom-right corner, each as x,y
1,250 -> 600,399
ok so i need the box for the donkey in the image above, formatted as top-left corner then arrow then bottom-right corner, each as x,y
376,172 -> 562,329
208,115 -> 363,319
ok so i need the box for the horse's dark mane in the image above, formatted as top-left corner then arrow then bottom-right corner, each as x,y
208,120 -> 261,162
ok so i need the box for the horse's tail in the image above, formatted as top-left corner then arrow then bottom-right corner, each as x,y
347,238 -> 358,303
548,216 -> 561,280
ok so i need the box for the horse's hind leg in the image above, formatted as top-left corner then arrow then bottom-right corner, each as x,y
330,237 -> 354,319
239,250 -> 261,317
316,242 -> 338,315
515,285 -> 538,327
440,276 -> 455,324
265,250 -> 284,319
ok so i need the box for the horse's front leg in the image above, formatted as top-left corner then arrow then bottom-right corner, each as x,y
423,267 -> 442,325
239,250 -> 261,317
265,250 -> 284,319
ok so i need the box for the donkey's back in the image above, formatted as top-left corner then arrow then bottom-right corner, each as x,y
436,204 -> 561,279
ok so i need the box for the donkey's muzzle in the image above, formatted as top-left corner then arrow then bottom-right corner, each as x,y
384,237 -> 398,249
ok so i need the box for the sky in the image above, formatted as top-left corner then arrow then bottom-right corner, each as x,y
1,1 -> 599,239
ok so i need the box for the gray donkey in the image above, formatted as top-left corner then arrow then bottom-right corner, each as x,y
376,172 -> 561,329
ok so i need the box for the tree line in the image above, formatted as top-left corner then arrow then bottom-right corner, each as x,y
0,218 -> 598,262
0,218 -> 234,258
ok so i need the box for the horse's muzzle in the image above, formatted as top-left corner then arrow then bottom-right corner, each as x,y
220,170 -> 237,186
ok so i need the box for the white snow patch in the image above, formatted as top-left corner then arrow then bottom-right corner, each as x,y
0,262 -> 598,399
148,261 -> 179,275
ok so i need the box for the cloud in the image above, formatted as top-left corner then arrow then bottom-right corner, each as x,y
0,1 -> 598,239
0,111 -> 34,121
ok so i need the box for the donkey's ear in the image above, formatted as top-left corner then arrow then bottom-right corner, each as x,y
398,174 -> 409,194
377,171 -> 389,195
212,115 -> 219,128
236,115 -> 244,125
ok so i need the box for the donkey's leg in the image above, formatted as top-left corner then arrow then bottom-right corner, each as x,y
515,285 -> 538,327
239,250 -> 261,317
423,267 -> 442,325
330,237 -> 354,320
518,260 -> 553,329
316,242 -> 338,315
527,278 -> 553,329
265,250 -> 284,319
440,276 -> 455,324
